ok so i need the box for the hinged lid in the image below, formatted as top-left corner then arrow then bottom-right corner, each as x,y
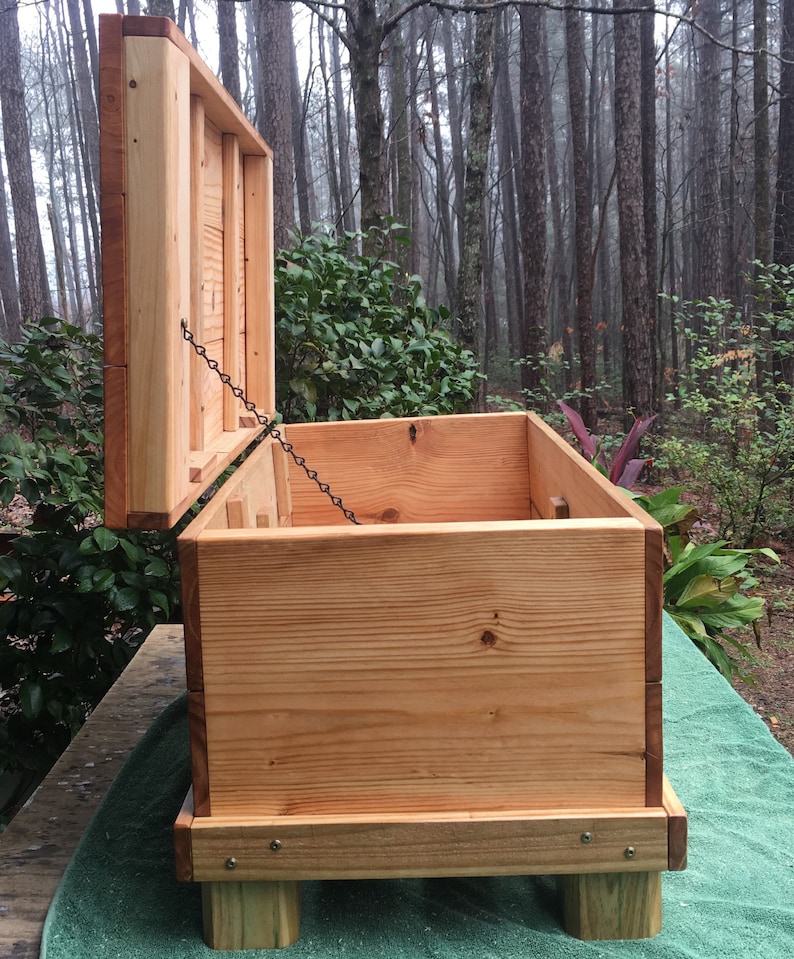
100,14 -> 275,530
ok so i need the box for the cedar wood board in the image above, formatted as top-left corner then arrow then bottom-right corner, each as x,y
99,14 -> 274,530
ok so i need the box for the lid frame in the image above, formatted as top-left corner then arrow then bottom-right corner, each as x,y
100,15 -> 275,530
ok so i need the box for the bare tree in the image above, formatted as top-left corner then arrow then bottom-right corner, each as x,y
614,0 -> 654,417
519,6 -> 547,401
0,1 -> 52,322
565,7 -> 597,430
253,0 -> 295,248
455,10 -> 495,385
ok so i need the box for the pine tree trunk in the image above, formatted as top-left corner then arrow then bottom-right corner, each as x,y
0,154 -> 21,341
614,0 -> 655,417
519,6 -> 547,400
456,10 -> 496,398
253,0 -> 295,250
218,0 -> 241,105
348,0 -> 388,242
0,1 -> 52,322
565,8 -> 597,430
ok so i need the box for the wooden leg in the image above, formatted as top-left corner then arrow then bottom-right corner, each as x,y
201,880 -> 301,950
560,871 -> 662,940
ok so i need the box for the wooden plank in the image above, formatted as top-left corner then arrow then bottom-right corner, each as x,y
645,682 -> 664,807
285,413 -> 532,526
189,94 -> 206,452
181,436 -> 279,537
272,440 -> 292,524
201,880 -> 301,949
550,495 -> 569,519
663,775 -> 688,871
98,14 -> 125,195
561,871 -> 662,940
103,365 -> 128,530
174,788 -> 195,882
195,520 -> 647,817
188,692 -> 211,817
178,538 -> 204,693
0,627 -> 185,959
226,495 -> 252,530
526,414 -> 664,687
645,523 -> 664,683
222,133 -> 241,432
188,809 -> 669,881
124,34 -> 191,516
243,153 -> 274,413
100,193 -> 127,368
115,15 -> 271,158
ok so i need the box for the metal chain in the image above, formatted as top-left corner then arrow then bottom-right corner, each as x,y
181,320 -> 360,525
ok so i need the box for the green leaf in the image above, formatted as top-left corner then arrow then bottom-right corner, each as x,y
113,586 -> 141,611
144,557 -> 170,578
20,679 -> 44,720
92,568 -> 117,592
93,527 -> 119,552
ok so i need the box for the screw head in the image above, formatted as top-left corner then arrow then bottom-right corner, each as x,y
225,857 -> 237,870
270,839 -> 282,852
624,846 -> 636,859
580,832 -> 593,844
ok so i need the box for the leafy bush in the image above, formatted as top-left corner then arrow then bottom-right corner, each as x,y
0,319 -> 179,822
631,488 -> 778,682
275,227 -> 480,421
659,272 -> 794,545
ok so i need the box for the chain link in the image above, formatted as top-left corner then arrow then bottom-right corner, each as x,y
181,320 -> 360,525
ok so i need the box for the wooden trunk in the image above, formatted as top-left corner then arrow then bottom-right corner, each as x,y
100,15 -> 686,951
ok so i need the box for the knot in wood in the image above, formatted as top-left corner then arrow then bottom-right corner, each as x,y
480,630 -> 497,647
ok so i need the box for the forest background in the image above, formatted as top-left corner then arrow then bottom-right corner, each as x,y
0,0 -> 793,421
0,0 -> 793,803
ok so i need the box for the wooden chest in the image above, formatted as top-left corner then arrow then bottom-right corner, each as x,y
100,15 -> 686,951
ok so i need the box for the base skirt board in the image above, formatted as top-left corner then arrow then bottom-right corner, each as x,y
175,792 -> 686,882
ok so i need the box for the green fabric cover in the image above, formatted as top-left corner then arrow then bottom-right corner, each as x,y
41,617 -> 794,958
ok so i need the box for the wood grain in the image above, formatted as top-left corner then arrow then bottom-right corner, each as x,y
116,15 -> 271,158
100,20 -> 269,529
187,808 -> 669,881
98,14 -> 125,195
645,682 -> 664,807
102,365 -> 128,530
526,414 -> 664,687
174,788 -> 195,882
243,153 -> 273,413
189,94 -> 206,453
561,871 -> 662,940
222,133 -> 241,432
195,519 -> 648,817
99,193 -> 127,368
124,35 -> 191,516
201,880 -> 301,949
178,537 -> 204,693
285,413 -> 532,526
663,775 -> 688,871
188,691 -> 211,817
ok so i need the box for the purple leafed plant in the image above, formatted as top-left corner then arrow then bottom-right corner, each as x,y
557,400 -> 657,489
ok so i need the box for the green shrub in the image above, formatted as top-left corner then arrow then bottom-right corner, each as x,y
630,488 -> 778,683
0,319 -> 179,823
660,273 -> 794,545
275,227 -> 480,421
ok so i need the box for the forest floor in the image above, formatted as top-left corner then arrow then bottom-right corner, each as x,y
730,543 -> 794,755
